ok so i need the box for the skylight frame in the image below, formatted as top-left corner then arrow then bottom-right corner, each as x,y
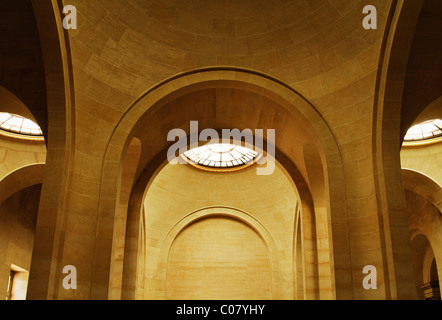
182,143 -> 262,172
404,119 -> 442,142
0,113 -> 43,137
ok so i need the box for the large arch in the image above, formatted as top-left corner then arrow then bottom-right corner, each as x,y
96,68 -> 349,299
373,0 -> 428,299
120,148 -> 317,300
26,0 -> 75,300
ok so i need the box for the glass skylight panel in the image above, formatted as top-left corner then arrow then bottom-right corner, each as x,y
404,119 -> 442,141
0,112 -> 43,136
0,113 -> 10,122
183,143 -> 260,170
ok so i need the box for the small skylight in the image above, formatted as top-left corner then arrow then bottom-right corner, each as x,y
0,113 -> 43,136
182,143 -> 260,170
404,119 -> 442,142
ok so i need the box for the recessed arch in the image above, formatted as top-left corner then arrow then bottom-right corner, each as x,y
26,0 -> 75,300
140,141 -> 300,295
121,137 -> 319,300
0,182 -> 43,300
156,207 -> 282,299
410,233 -> 432,299
402,169 -> 442,214
405,172 -> 442,300
0,164 -> 45,207
410,232 -> 441,299
98,67 -> 348,299
373,0 -> 427,300
165,214 -> 272,300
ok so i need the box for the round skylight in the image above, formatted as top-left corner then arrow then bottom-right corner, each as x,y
404,119 -> 442,142
0,112 -> 43,136
182,143 -> 261,170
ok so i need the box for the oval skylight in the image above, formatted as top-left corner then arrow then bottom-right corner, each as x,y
0,112 -> 43,136
404,119 -> 442,142
182,143 -> 261,170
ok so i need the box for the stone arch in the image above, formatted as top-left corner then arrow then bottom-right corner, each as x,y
402,169 -> 442,214
0,164 -> 45,207
410,233 -> 440,299
403,168 -> 442,300
121,146 -> 317,300
373,0 -> 427,300
27,0 -> 75,300
98,67 -> 348,299
0,182 -> 43,299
